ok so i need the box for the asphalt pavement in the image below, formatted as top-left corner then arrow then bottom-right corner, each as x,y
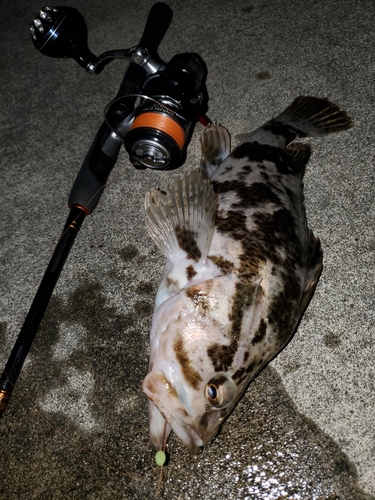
0,0 -> 374,498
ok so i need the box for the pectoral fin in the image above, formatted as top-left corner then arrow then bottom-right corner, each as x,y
300,233 -> 323,313
145,170 -> 217,264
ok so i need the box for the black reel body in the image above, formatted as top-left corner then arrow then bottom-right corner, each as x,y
124,53 -> 206,170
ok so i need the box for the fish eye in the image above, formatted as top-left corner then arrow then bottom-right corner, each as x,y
205,376 -> 236,408
206,382 -> 220,405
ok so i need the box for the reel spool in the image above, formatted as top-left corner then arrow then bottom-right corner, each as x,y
124,101 -> 187,169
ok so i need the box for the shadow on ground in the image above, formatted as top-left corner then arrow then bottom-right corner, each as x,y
0,263 -> 371,499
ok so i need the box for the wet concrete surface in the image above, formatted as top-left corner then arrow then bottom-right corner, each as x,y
1,0 -> 374,498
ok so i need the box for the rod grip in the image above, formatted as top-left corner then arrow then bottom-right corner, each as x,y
115,3 -> 173,102
68,123 -> 123,214
139,2 -> 173,53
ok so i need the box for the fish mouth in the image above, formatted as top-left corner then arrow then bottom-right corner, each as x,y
142,370 -> 204,455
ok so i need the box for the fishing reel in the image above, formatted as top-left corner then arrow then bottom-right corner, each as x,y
109,52 -> 207,170
29,5 -> 209,171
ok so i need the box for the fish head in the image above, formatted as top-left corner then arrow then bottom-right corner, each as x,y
142,278 -> 244,455
143,367 -> 238,454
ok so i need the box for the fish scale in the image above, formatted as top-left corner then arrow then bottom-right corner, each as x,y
142,96 -> 353,455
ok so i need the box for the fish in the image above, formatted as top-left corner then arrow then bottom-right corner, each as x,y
142,96 -> 353,455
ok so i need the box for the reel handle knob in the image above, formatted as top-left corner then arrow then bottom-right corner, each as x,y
29,6 -> 98,71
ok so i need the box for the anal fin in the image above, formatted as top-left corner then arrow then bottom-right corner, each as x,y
286,142 -> 312,177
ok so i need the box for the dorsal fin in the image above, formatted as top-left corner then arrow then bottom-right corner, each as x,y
145,170 -> 217,264
200,123 -> 231,179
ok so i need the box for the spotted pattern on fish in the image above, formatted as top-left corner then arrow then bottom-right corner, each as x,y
186,264 -> 197,280
214,180 -> 283,209
242,165 -> 253,172
216,210 -> 247,235
174,334 -> 203,389
209,134 -> 311,363
175,225 -> 201,261
229,280 -> 261,341
232,360 -> 257,385
231,141 -> 294,175
208,255 -> 234,275
207,341 -> 238,372
166,277 -> 180,296
143,96 -> 353,455
252,318 -> 267,345
215,199 -> 304,346
260,171 -> 269,183
268,271 -> 302,343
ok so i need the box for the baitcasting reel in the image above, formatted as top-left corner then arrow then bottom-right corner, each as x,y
29,4 -> 209,172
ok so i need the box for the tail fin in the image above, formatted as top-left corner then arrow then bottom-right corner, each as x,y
271,96 -> 353,138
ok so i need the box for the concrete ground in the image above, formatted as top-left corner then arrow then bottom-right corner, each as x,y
0,0 -> 374,498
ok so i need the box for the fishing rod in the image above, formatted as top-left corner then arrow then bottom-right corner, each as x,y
0,3 -> 210,416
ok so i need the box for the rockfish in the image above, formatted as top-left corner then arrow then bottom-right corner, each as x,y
142,96 -> 352,454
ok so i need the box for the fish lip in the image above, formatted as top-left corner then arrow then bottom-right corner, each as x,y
142,370 -> 204,455
147,399 -> 172,452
